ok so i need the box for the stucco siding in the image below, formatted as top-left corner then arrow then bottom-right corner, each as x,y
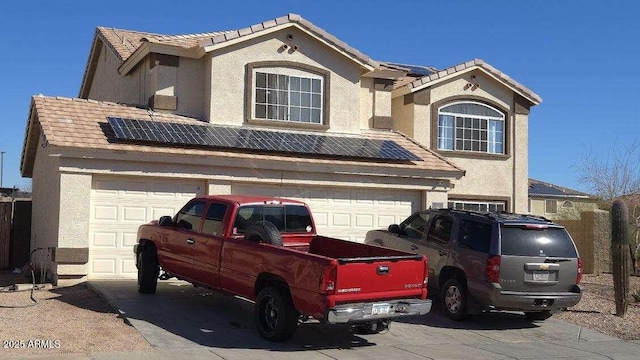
392,96 -> 415,138
58,173 -> 91,248
430,71 -> 512,111
513,113 -> 529,213
207,27 -> 362,133
175,57 -> 205,119
87,43 -> 143,105
359,77 -> 374,129
31,140 -> 61,267
449,158 -> 513,198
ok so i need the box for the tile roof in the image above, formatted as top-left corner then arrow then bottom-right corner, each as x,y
21,96 -> 464,178
528,178 -> 591,198
408,59 -> 542,105
96,27 -> 231,63
95,13 -> 377,69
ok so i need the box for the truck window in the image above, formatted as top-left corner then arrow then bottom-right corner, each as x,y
174,200 -> 205,231
232,204 -> 313,234
202,203 -> 228,236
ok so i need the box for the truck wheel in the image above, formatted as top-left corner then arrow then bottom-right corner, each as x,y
254,286 -> 298,342
524,310 -> 552,321
354,320 -> 390,334
137,244 -> 159,294
441,278 -> 467,320
245,221 -> 283,247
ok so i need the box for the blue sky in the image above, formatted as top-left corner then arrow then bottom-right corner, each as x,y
0,1 -> 638,193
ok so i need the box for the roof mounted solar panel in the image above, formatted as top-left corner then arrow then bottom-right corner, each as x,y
107,117 -> 422,162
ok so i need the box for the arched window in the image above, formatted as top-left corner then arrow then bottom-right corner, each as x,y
437,101 -> 505,154
562,201 -> 574,208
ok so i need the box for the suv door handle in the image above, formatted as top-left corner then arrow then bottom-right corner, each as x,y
186,238 -> 195,245
438,250 -> 448,256
411,244 -> 419,251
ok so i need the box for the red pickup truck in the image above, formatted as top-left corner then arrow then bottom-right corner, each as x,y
134,195 -> 431,341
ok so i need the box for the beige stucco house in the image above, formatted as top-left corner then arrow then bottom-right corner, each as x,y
528,178 -> 598,220
21,14 -> 540,283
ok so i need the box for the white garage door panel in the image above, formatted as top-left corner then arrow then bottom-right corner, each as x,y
232,184 -> 420,242
89,177 -> 204,279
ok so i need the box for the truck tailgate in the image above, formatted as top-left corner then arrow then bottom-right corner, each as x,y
334,257 -> 427,301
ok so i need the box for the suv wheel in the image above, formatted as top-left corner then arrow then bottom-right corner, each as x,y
441,278 -> 467,320
524,310 -> 552,321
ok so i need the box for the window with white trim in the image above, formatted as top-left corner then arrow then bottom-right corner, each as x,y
448,200 -> 506,213
253,68 -> 323,124
562,200 -> 574,208
438,102 -> 505,154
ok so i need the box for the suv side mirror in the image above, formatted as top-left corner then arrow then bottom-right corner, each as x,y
388,224 -> 400,233
158,216 -> 174,227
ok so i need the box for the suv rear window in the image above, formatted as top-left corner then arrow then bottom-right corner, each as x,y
499,225 -> 577,257
233,205 -> 313,234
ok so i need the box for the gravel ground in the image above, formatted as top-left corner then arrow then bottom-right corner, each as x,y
0,274 -> 153,357
555,273 -> 640,340
1,272 -> 639,357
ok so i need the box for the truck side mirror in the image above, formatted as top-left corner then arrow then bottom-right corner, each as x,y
158,216 -> 173,227
388,224 -> 400,233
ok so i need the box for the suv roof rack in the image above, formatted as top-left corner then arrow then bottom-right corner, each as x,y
436,208 -> 552,223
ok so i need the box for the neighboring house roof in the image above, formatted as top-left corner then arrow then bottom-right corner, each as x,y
80,13 -> 379,98
528,178 -> 591,199
21,96 -> 464,179
405,59 -> 542,106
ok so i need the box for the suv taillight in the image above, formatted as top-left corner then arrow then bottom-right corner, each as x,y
577,258 -> 583,285
485,255 -> 501,283
321,265 -> 337,294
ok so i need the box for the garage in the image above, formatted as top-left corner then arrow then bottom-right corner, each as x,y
88,176 -> 205,279
233,184 -> 421,242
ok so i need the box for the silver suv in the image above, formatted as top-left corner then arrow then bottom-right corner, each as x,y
365,209 -> 583,321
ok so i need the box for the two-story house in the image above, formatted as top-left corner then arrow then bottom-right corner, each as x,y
20,14 -> 540,283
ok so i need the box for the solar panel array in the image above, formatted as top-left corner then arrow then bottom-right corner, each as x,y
107,117 -> 422,162
385,62 -> 435,77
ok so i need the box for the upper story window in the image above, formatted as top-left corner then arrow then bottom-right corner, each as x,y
438,102 -> 505,154
253,68 -> 324,124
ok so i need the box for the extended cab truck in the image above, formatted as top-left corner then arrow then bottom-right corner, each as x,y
134,195 -> 431,342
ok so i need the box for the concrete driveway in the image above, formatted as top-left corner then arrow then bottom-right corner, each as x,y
89,280 -> 640,360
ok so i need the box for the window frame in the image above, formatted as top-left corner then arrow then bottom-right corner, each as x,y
448,200 -> 506,213
545,199 -> 558,214
246,62 -> 330,129
437,101 -> 505,154
430,97 -> 510,159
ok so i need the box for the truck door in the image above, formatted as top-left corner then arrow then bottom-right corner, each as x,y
166,199 -> 206,277
191,202 -> 228,288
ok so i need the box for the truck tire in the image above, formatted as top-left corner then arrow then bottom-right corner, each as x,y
245,221 -> 283,247
524,310 -> 552,321
137,244 -> 159,294
354,319 -> 390,334
441,278 -> 467,320
254,286 -> 298,342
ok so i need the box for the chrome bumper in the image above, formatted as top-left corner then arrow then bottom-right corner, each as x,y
326,298 -> 432,324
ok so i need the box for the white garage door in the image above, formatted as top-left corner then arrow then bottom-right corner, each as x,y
232,184 -> 421,242
89,176 -> 205,279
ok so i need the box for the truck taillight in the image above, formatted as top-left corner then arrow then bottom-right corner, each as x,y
577,258 -> 583,285
485,255 -> 501,283
322,265 -> 337,294
423,256 -> 429,287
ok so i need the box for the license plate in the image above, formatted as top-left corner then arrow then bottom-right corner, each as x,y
533,271 -> 549,281
372,303 -> 391,315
